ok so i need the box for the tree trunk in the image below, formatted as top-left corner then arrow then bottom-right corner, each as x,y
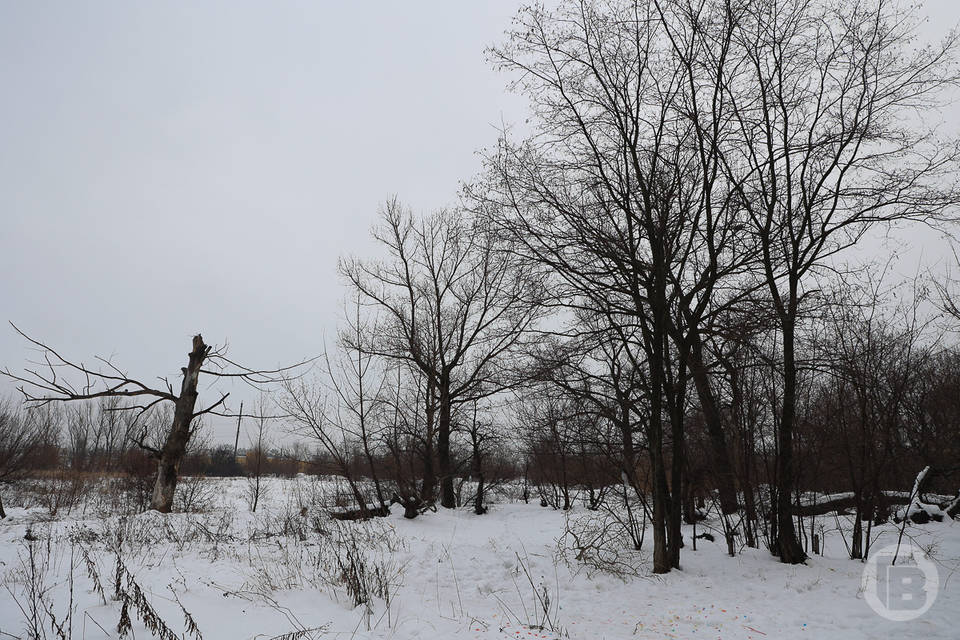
863,504 -> 874,560
648,327 -> 671,572
728,358 -> 758,547
651,443 -> 670,574
669,392 -> 685,569
683,479 -> 697,525
347,479 -> 370,518
642,259 -> 673,574
743,483 -> 757,548
473,452 -> 486,515
0,491 -> 5,519
421,377 -> 437,503
776,317 -> 807,564
851,506 -> 863,560
649,376 -> 671,573
391,492 -> 425,519
150,335 -> 209,513
688,335 -> 738,515
438,374 -> 455,509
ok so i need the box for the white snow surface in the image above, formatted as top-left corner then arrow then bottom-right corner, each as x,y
0,476 -> 957,639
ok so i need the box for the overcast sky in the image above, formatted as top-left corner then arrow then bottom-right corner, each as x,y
1,1 -> 958,443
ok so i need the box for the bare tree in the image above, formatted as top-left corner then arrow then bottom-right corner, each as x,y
333,297 -> 390,509
381,365 -> 441,517
463,401 -> 494,515
717,0 -> 960,563
478,0 -> 760,572
342,201 -> 546,509
480,0 -> 960,569
281,299 -> 391,518
529,318 -> 648,509
2,326 -> 307,513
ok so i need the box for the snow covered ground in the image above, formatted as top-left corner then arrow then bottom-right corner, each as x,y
1,476 -> 957,639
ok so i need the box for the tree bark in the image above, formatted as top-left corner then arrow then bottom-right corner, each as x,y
851,498 -> 864,560
150,335 -> 209,513
438,373 -> 455,508
421,376 -> 437,504
688,334 -> 738,515
651,440 -> 670,574
775,317 -> 807,563
649,370 -> 671,573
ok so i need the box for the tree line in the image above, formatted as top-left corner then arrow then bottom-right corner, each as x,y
4,0 -> 960,575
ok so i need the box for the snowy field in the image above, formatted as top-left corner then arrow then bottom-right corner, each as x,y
1,476 -> 957,640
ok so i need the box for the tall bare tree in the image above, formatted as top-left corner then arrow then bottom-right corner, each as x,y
478,0 -> 760,571
342,201 -> 545,508
480,0 -> 960,569
717,0 -> 960,563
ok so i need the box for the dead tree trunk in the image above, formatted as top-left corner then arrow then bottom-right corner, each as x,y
6,327 -> 306,515
150,335 -> 210,513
